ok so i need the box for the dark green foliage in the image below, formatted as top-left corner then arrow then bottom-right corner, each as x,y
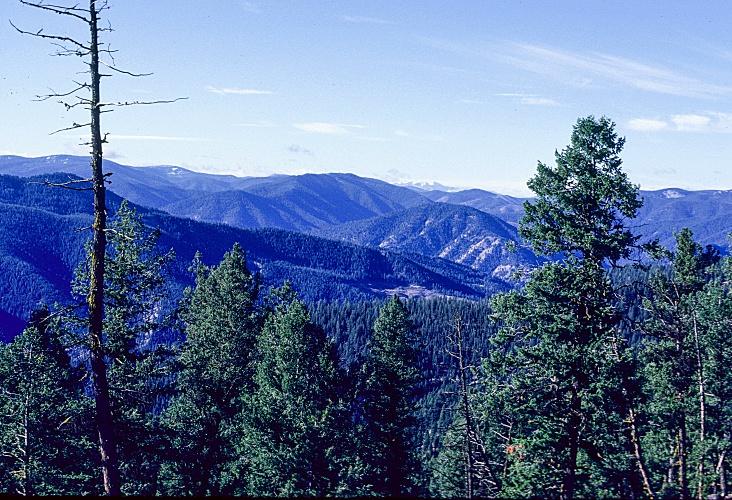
520,115 -> 642,264
354,295 -> 422,496
638,229 -> 729,498
0,310 -> 98,495
488,116 -> 644,498
64,201 -> 176,495
238,284 -> 347,496
160,243 -> 261,495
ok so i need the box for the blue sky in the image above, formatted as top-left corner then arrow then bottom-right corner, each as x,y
2,1 -> 731,195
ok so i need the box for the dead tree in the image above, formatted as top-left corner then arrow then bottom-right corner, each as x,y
12,1 -> 184,495
446,314 -> 494,498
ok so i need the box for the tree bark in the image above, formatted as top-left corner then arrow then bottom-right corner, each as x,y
692,313 -> 707,500
87,0 -> 120,495
561,387 -> 580,500
628,407 -> 656,499
679,422 -> 690,500
455,317 -> 474,499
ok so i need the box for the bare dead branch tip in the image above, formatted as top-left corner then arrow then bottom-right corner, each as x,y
49,121 -> 91,135
9,20 -> 91,51
99,97 -> 188,108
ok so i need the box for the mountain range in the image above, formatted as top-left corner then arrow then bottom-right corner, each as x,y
1,154 -> 730,337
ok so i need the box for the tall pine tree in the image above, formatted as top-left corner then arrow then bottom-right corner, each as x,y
239,284 -> 346,496
160,243 -> 260,495
488,116 -> 645,498
356,295 -> 422,496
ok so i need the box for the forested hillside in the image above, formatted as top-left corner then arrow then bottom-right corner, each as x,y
0,173 -> 497,339
2,116 -> 731,498
313,202 -> 543,279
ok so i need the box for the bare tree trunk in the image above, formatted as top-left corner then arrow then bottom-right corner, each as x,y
561,388 -> 580,500
86,1 -> 120,495
454,317 -> 474,499
628,407 -> 656,499
680,421 -> 690,500
692,313 -> 707,500
716,447 -> 727,499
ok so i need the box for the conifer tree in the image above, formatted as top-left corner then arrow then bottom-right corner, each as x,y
161,244 -> 260,495
488,116 -> 644,498
0,310 -> 97,495
640,229 -> 721,499
356,295 -> 421,496
239,284 -> 346,496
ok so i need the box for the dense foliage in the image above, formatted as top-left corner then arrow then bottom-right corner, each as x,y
1,116 -> 731,498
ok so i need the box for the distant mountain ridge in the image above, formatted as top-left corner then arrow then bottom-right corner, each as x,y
0,172 -> 500,340
313,203 -> 543,280
1,154 -> 730,264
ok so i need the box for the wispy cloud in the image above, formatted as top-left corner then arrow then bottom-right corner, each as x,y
111,134 -> 211,142
206,85 -> 274,95
393,129 -> 444,141
356,136 -> 391,142
495,92 -> 559,106
239,1 -> 261,13
627,112 -> 732,133
422,37 -> 731,99
293,122 -> 365,135
287,144 -> 314,156
457,98 -> 488,105
627,118 -> 669,132
671,114 -> 711,131
342,15 -> 394,25
233,121 -> 276,128
505,43 -> 731,98
520,96 -> 559,106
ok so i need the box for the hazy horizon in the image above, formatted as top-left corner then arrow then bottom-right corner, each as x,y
3,1 -> 732,196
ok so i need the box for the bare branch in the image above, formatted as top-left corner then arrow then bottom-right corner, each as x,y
49,121 -> 91,135
99,60 -> 152,77
49,41 -> 90,57
19,0 -> 91,23
98,97 -> 188,108
9,20 -> 91,51
34,82 -> 89,101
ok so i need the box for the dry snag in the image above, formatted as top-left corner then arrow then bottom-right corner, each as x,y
12,1 -> 185,495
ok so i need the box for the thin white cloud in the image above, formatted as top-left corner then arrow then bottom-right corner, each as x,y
393,129 -> 444,141
287,144 -> 314,156
457,98 -> 488,104
495,92 -> 559,106
294,122 -> 365,135
507,43 -> 731,98
206,85 -> 274,95
421,37 -> 731,98
356,136 -> 392,142
671,114 -> 711,131
627,118 -> 669,132
239,1 -> 261,13
627,112 -> 732,133
233,121 -> 276,128
111,135 -> 211,142
342,15 -> 394,25
520,96 -> 559,106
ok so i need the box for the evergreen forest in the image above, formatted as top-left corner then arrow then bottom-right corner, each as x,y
2,115 -> 731,499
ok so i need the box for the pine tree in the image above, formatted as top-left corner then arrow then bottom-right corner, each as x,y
640,229 -> 721,499
356,295 -> 422,496
488,116 -> 645,498
160,243 -> 260,495
66,201 -> 175,495
0,309 -> 97,495
239,284 -> 346,496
